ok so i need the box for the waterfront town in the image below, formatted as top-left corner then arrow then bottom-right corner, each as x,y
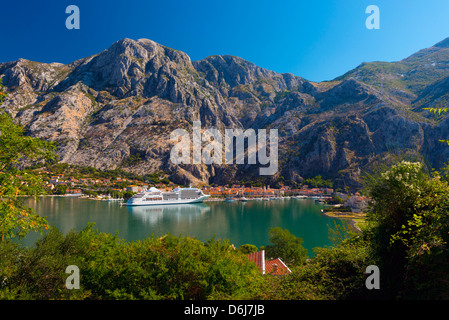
36,170 -> 369,214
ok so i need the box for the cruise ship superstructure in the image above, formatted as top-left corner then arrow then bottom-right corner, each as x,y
125,187 -> 210,206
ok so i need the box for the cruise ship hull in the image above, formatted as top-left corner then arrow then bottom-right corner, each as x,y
125,195 -> 210,206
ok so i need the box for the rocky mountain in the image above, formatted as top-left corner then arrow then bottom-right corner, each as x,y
1,37 -> 449,190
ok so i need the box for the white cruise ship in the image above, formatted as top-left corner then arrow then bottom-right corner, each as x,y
125,186 -> 210,206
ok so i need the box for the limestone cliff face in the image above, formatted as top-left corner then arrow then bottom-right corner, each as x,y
1,37 -> 449,189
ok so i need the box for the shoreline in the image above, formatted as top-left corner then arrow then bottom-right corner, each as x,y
320,209 -> 366,232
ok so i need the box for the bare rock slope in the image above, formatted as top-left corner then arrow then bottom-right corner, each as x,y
2,37 -> 449,189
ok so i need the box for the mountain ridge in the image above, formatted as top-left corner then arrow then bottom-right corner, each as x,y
1,37 -> 449,189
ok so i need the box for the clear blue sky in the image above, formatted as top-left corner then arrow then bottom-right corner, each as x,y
1,0 -> 449,82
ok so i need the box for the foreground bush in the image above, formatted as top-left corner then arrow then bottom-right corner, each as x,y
0,225 -> 265,300
364,161 -> 449,299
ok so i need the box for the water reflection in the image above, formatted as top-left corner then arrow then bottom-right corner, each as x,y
127,203 -> 211,225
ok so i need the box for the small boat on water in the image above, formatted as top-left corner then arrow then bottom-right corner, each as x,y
239,197 -> 248,202
225,197 -> 236,202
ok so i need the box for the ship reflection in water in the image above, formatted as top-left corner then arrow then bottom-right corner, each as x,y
126,203 -> 211,225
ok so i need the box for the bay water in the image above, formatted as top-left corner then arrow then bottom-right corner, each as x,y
20,197 -> 347,255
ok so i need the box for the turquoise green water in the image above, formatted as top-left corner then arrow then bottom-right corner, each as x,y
20,197 -> 346,255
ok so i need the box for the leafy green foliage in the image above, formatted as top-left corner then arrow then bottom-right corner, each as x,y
304,175 -> 333,188
239,244 -> 258,254
328,195 -> 344,205
425,107 -> 449,145
263,227 -> 308,267
425,107 -> 448,116
55,184 -> 68,195
0,225 -> 266,300
364,161 -> 449,298
389,174 -> 449,298
0,79 -> 56,240
122,152 -> 144,167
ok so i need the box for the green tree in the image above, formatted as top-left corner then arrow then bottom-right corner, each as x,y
0,79 -> 55,240
55,184 -> 68,195
239,244 -> 258,254
122,191 -> 135,200
304,175 -> 333,188
329,195 -> 344,205
363,160 -> 449,298
263,227 -> 308,267
110,189 -> 123,199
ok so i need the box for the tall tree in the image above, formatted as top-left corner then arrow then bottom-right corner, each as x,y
0,79 -> 56,240
263,227 -> 308,266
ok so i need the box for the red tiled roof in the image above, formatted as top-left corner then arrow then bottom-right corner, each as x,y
248,250 -> 265,274
248,251 -> 291,276
265,258 -> 291,275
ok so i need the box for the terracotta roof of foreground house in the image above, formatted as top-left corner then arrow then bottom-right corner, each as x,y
248,250 -> 291,275
265,258 -> 291,275
248,250 -> 265,274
